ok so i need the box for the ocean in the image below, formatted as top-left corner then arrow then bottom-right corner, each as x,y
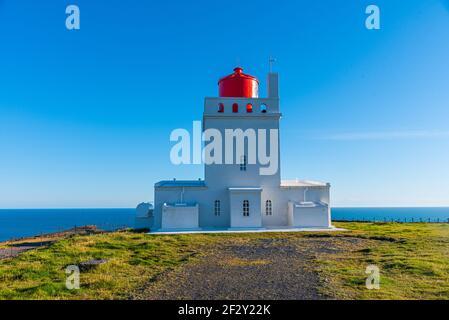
0,209 -> 135,242
331,207 -> 449,223
0,207 -> 448,242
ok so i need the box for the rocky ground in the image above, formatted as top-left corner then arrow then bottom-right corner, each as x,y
130,235 -> 362,300
0,241 -> 54,259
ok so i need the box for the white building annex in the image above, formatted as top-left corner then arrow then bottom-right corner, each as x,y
136,67 -> 334,233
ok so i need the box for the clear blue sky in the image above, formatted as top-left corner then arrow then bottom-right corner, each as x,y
1,0 -> 449,208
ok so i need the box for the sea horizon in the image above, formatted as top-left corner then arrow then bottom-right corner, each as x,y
1,207 -> 449,242
1,206 -> 449,210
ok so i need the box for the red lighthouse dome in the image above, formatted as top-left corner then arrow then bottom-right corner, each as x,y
218,67 -> 259,98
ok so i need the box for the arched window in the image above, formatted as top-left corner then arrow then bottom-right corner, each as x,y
246,103 -> 253,113
260,104 -> 267,113
265,200 -> 272,216
232,103 -> 239,113
240,155 -> 247,171
218,103 -> 224,113
243,200 -> 249,216
214,200 -> 221,216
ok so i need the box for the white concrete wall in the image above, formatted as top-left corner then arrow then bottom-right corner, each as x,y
288,202 -> 331,228
204,97 -> 280,115
154,186 -> 231,230
203,96 -> 281,189
261,186 -> 330,227
288,202 -> 294,226
229,190 -> 262,228
160,203 -> 200,230
267,73 -> 279,98
153,185 -> 330,230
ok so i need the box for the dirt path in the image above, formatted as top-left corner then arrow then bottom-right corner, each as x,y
0,226 -> 102,260
0,241 -> 55,259
131,236 -> 340,300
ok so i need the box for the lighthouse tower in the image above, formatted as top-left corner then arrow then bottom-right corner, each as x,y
203,67 -> 283,228
147,66 -> 333,232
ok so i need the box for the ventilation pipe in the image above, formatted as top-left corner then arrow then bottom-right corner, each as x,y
303,187 -> 309,202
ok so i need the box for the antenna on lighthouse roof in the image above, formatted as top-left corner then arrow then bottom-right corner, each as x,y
269,56 -> 277,73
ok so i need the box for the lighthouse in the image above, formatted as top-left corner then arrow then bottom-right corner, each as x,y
138,66 -> 333,232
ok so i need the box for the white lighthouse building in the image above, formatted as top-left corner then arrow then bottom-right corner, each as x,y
137,67 -> 333,232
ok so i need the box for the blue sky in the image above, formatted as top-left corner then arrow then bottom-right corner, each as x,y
1,0 -> 449,208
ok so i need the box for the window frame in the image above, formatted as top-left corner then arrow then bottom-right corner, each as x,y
243,200 -> 250,217
240,155 -> 247,171
214,200 -> 221,216
265,200 -> 272,216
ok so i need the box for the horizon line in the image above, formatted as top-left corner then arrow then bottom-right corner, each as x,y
1,206 -> 449,210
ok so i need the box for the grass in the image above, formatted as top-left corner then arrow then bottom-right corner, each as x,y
0,223 -> 448,300
318,222 -> 449,299
0,232 -> 219,299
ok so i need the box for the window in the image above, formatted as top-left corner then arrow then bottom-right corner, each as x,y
260,104 -> 267,113
232,103 -> 239,113
214,200 -> 221,216
246,103 -> 253,113
265,200 -> 272,216
240,155 -> 247,171
243,200 -> 249,216
218,103 -> 224,113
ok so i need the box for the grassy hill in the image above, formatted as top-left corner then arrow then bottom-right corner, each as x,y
0,222 -> 448,300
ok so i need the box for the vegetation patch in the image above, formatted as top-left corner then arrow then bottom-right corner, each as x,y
316,222 -> 449,300
0,222 -> 448,300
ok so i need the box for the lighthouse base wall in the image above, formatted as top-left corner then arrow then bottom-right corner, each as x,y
152,183 -> 331,231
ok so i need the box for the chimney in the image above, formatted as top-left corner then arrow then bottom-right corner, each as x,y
267,73 -> 279,98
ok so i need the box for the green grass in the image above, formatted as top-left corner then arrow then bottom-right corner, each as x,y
0,223 -> 448,300
318,222 -> 449,300
0,232 -> 219,300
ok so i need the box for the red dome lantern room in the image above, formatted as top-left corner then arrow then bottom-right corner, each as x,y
218,67 -> 259,98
